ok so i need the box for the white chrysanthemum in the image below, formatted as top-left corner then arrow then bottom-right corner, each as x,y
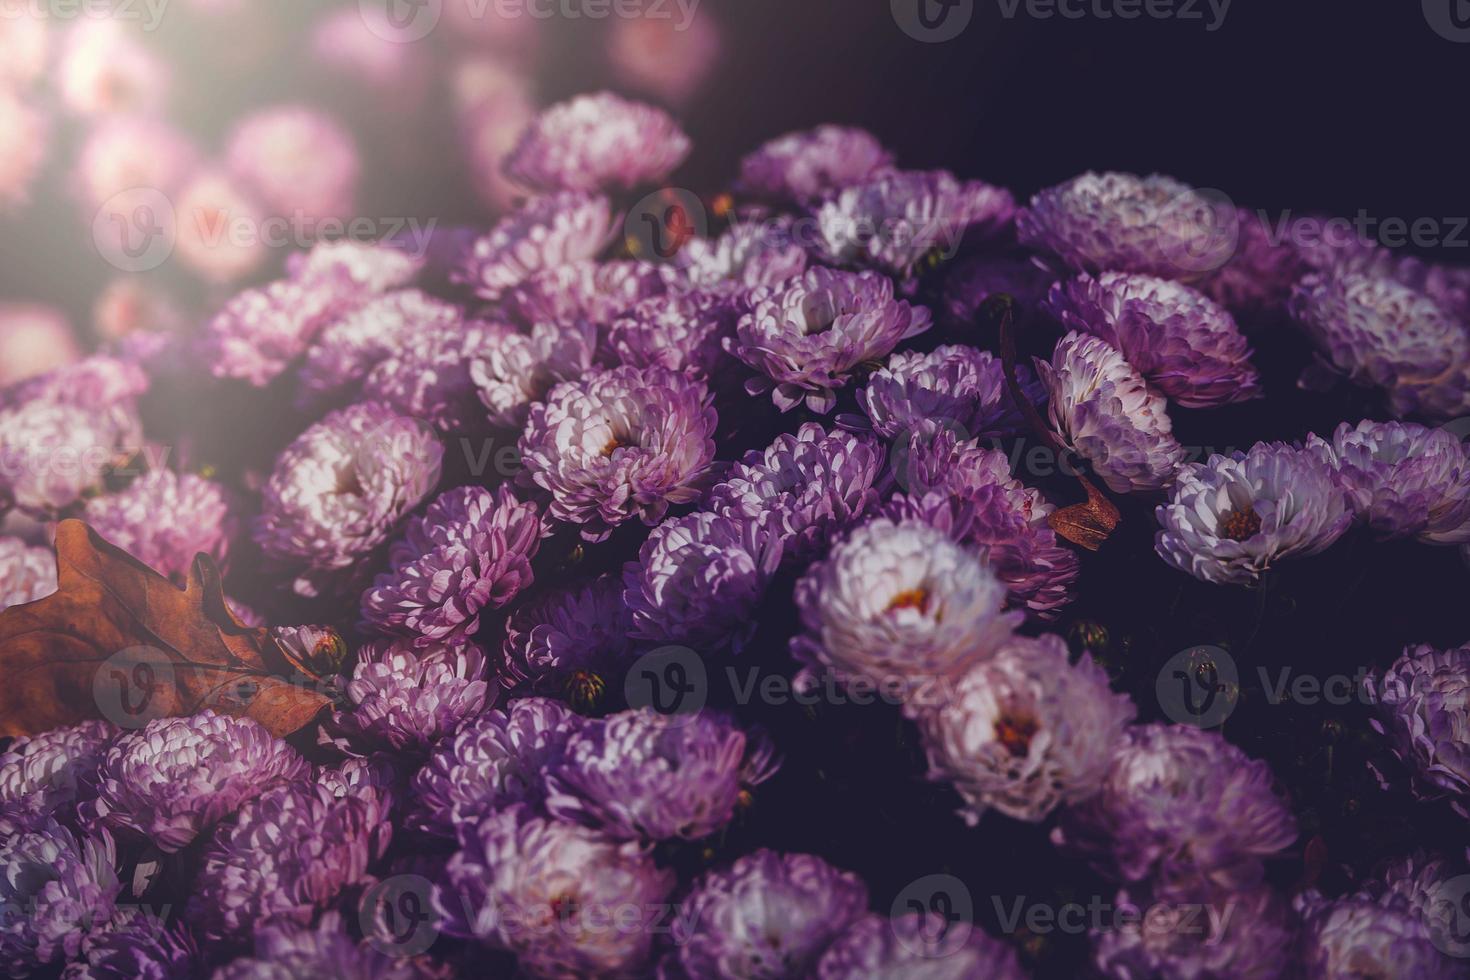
915,634 -> 1135,824
792,518 -> 1020,708
1155,442 -> 1354,585
1037,332 -> 1184,493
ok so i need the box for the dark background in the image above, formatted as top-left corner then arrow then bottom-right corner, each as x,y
6,1 -> 1470,332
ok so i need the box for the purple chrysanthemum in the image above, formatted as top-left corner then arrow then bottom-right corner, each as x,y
1091,882 -> 1297,980
254,402 -> 443,587
1355,851 -> 1466,957
0,719 -> 115,826
411,697 -> 584,838
456,191 -> 614,301
622,510 -> 782,652
212,913 -> 424,980
706,423 -> 883,566
1198,208 -> 1308,320
360,317 -> 500,433
503,259 -> 670,332
329,638 -> 491,753
1036,331 -> 1185,494
62,905 -> 200,980
1017,171 -> 1236,280
816,169 -> 1016,279
315,755 -> 402,816
546,708 -> 776,842
0,534 -> 55,611
82,470 -> 234,582
89,710 -> 310,853
361,485 -> 541,644
1295,893 -> 1459,980
198,272 -> 357,386
298,289 -> 461,402
504,91 -> 691,193
499,574 -> 637,695
1155,441 -> 1353,586
1052,724 -> 1298,891
470,319 -> 600,429
1365,642 -> 1470,809
519,364 -> 717,541
185,781 -> 390,946
941,254 -> 1056,327
815,913 -> 1028,980
0,817 -> 120,975
285,240 -> 423,294
728,268 -> 932,414
1309,420 -> 1470,544
791,518 -> 1020,705
1044,272 -> 1263,408
438,803 -> 676,977
1289,271 -> 1470,420
0,398 -> 140,514
608,289 -> 749,387
2,355 -> 148,413
858,343 -> 1044,442
736,125 -> 894,206
665,849 -> 869,980
886,436 -> 1080,619
916,634 -> 1134,824
674,219 -> 810,290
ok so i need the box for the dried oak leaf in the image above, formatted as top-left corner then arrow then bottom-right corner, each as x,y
1046,475 -> 1122,552
0,519 -> 331,739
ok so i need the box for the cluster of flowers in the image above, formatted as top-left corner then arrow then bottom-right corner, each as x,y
3,85 -> 1470,978
0,2 -> 724,385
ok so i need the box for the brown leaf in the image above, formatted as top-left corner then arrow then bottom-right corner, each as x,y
0,520 -> 331,739
1047,476 -> 1122,551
